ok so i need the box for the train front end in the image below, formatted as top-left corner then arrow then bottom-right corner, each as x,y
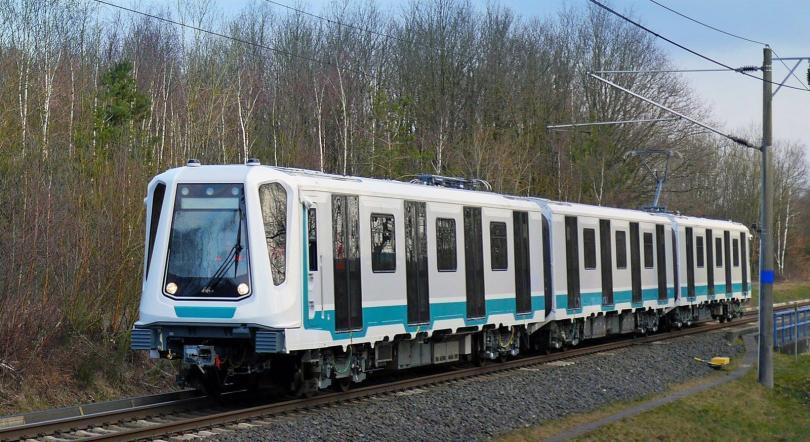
130,161 -> 300,393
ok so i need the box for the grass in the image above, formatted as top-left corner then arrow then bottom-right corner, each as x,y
501,351 -> 810,442
751,280 -> 810,306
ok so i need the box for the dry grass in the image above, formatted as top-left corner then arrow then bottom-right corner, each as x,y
500,367 -> 733,442
501,350 -> 810,441
0,334 -> 176,415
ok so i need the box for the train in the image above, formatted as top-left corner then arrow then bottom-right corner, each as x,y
130,160 -> 752,395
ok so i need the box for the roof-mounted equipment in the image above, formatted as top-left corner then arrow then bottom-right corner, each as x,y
410,174 -> 492,191
187,159 -> 201,167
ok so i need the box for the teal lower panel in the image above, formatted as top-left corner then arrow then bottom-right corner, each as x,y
555,287 -> 675,312
174,306 -> 236,319
305,295 -> 545,339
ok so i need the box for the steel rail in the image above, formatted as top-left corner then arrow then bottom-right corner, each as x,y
0,394 -> 214,441
84,311 -> 773,441
3,301 -> 806,441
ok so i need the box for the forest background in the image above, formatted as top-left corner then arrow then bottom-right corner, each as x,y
0,0 -> 807,410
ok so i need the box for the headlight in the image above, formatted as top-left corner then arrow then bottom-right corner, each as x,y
165,282 -> 178,295
237,283 -> 249,295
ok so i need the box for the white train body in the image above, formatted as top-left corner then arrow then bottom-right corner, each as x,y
131,163 -> 751,393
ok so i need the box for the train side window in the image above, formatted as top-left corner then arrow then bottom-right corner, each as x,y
696,236 -> 705,268
308,208 -> 318,271
436,218 -> 457,271
715,237 -> 723,267
371,213 -> 396,272
145,182 -> 166,278
733,238 -> 740,267
490,221 -> 508,270
259,182 -> 288,285
583,228 -> 596,269
643,232 -> 654,268
615,230 -> 627,269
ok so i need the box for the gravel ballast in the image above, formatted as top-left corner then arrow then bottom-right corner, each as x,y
215,331 -> 744,442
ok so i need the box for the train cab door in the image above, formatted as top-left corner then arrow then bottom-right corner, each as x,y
333,194 -> 363,332
305,206 -> 321,319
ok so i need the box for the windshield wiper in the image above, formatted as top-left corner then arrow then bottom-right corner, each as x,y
201,199 -> 245,294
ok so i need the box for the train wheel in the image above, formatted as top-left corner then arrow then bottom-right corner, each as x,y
334,378 -> 351,392
291,365 -> 319,398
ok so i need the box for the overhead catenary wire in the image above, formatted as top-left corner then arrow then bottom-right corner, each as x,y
589,72 -> 757,149
594,67 -> 758,74
588,0 -> 809,93
91,0 -> 370,78
646,0 -> 767,45
645,0 -> 809,90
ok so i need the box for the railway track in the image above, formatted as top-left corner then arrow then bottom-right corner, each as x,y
0,304 -> 799,442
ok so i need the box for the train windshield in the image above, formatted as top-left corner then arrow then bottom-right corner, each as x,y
164,183 -> 250,299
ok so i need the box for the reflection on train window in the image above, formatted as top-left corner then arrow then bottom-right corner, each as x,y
146,182 -> 165,278
615,230 -> 627,269
371,214 -> 396,272
308,208 -> 317,271
259,182 -> 287,285
696,236 -> 705,268
490,221 -> 508,270
733,239 -> 740,267
643,232 -> 654,268
715,237 -> 723,267
583,228 -> 596,269
436,218 -> 457,271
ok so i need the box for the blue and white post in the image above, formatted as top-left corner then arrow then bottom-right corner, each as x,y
758,46 -> 774,388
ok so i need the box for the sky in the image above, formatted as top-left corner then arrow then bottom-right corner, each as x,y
170,0 -> 810,151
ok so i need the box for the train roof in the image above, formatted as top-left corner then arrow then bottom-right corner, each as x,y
665,213 -> 749,231
154,163 -> 538,211
528,198 -> 672,222
150,163 -> 748,231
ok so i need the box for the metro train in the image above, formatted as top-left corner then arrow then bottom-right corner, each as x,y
130,160 -> 751,395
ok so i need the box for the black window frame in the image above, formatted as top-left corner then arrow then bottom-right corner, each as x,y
733,238 -> 740,267
490,221 -> 508,271
436,217 -> 457,272
715,237 -> 723,267
615,230 -> 627,269
696,236 -> 705,268
308,207 -> 318,271
643,231 -> 654,269
370,213 -> 397,273
583,228 -> 597,270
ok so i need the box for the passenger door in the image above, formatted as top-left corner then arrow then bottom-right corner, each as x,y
333,194 -> 363,332
464,207 -> 485,318
629,222 -> 642,304
405,201 -> 430,324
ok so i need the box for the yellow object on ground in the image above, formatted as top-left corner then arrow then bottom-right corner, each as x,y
693,356 -> 730,369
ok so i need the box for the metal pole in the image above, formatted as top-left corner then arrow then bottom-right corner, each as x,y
758,46 -> 774,388
653,177 -> 663,208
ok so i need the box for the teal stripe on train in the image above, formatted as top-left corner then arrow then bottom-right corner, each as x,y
303,295 -> 545,339
299,206 -> 547,339
555,287 -> 674,312
174,306 -> 237,319
679,283 -> 745,297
